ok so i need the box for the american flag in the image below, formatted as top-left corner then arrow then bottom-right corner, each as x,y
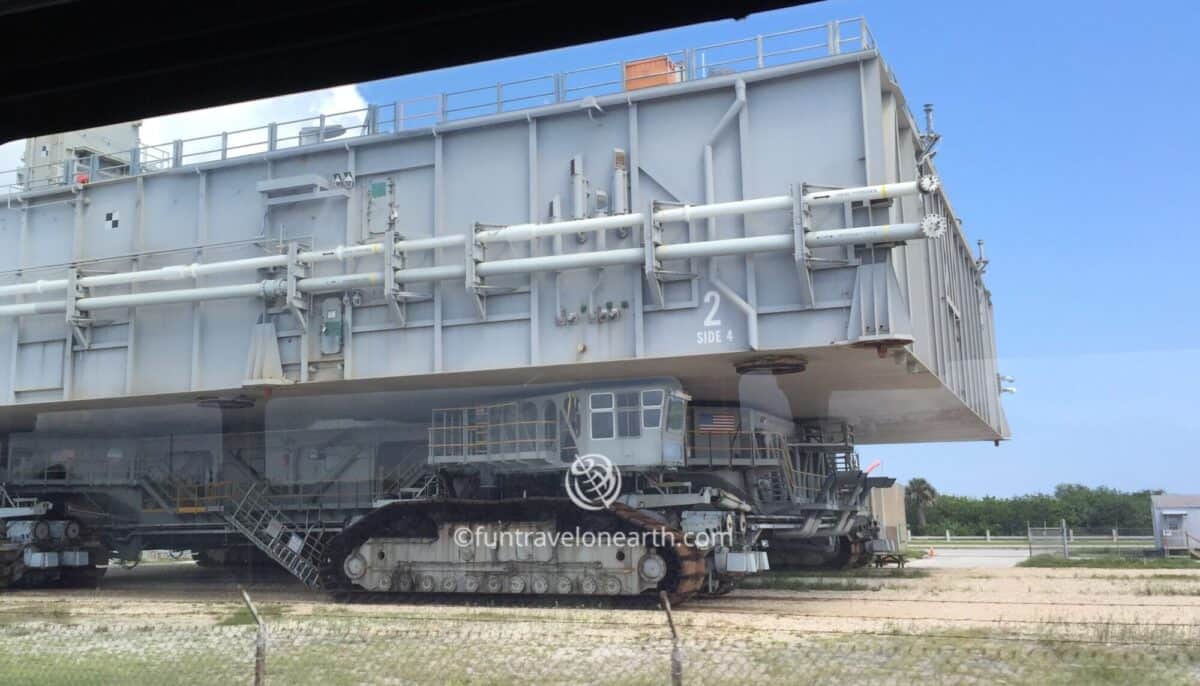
696,410 -> 738,433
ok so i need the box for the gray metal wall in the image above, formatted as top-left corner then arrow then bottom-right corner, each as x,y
0,50 -> 1007,442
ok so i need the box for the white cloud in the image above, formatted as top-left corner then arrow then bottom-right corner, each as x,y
0,140 -> 26,187
1,84 -> 368,185
139,84 -> 368,152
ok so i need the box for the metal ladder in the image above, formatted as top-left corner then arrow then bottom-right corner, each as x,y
224,482 -> 325,589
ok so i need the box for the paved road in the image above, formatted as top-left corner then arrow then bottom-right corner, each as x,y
907,546 -> 1029,569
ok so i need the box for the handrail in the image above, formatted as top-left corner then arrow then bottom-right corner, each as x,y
2,17 -> 874,197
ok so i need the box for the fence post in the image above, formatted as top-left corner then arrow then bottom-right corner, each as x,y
1060,519 -> 1070,559
1026,524 -> 1032,558
241,587 -> 267,686
944,529 -> 950,542
985,529 -> 991,542
659,591 -> 682,686
1112,528 -> 1118,544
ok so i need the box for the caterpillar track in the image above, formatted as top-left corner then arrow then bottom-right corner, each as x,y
319,498 -> 709,605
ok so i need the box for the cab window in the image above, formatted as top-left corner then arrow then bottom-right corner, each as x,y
590,393 -> 614,439
666,397 -> 685,432
642,390 -> 663,429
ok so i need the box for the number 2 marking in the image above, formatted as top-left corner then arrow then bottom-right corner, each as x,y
703,290 -> 722,327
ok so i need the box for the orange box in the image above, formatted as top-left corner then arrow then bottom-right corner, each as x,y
624,56 -> 680,91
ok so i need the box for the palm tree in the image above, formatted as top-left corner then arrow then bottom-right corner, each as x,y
906,478 -> 938,533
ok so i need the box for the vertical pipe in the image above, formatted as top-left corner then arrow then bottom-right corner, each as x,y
737,79 -> 757,316
343,147 -> 358,380
191,172 -> 207,391
433,135 -> 444,371
126,176 -> 146,396
528,118 -> 540,365
628,103 -> 644,358
8,208 -> 27,402
703,145 -> 715,243
64,193 -> 84,401
343,297 -> 353,380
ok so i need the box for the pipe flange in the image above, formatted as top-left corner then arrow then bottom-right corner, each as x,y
920,214 -> 948,239
917,175 -> 940,193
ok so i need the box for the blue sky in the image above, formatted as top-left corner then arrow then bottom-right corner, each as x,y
356,1 -> 1200,496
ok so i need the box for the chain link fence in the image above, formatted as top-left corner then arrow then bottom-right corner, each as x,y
1,592 -> 1198,684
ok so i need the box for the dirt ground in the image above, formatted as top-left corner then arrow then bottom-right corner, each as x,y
1,562 -> 1198,684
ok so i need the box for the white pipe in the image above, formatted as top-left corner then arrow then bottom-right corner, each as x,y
0,279 -> 69,298
653,195 -> 792,224
0,300 -> 68,317
0,216 -> 941,317
297,243 -> 384,263
804,222 -> 926,247
80,254 -> 288,288
394,265 -> 467,283
298,273 -> 382,293
0,242 -> 384,299
76,281 -> 284,311
803,178 -> 933,207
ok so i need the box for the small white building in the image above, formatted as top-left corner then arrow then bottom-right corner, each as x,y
18,121 -> 141,189
1150,494 -> 1200,557
869,483 -> 908,550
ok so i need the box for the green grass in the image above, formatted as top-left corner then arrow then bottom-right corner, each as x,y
216,604 -> 286,626
1018,555 -> 1200,569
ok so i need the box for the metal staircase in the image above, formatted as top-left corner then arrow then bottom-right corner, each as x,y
377,460 -> 428,499
224,482 -> 326,589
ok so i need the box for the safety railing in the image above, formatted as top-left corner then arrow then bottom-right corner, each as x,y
1,17 -> 874,198
429,421 -> 558,458
688,430 -> 789,467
